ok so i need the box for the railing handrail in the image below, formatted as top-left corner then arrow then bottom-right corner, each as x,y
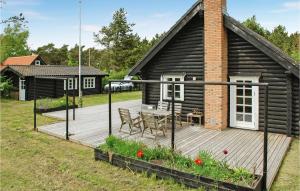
109,79 -> 269,86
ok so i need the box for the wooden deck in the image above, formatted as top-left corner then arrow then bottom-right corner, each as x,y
39,100 -> 291,190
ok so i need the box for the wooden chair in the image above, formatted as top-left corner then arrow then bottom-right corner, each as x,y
118,108 -> 142,135
157,101 -> 183,127
141,112 -> 167,139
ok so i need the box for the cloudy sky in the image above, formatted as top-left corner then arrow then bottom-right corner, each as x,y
1,0 -> 300,50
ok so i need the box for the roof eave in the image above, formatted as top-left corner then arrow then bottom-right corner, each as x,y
1,66 -> 25,78
224,15 -> 299,79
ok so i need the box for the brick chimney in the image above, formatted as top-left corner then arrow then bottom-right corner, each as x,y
204,0 -> 228,130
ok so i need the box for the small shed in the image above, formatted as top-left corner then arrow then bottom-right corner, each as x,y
1,65 -> 108,100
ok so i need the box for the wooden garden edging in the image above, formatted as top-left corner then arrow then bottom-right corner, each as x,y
94,149 -> 262,191
36,105 -> 78,114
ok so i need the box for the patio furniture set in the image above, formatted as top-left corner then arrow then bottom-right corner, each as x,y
118,101 -> 192,139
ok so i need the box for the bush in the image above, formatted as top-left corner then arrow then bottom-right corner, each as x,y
102,69 -> 140,87
102,70 -> 128,87
0,76 -> 13,98
37,96 -> 76,109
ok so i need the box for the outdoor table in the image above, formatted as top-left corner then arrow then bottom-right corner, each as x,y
187,112 -> 203,126
135,108 -> 172,132
141,109 -> 171,117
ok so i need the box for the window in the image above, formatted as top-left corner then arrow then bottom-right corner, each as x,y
161,75 -> 184,101
64,78 -> 77,90
84,77 -> 95,89
35,60 -> 40,65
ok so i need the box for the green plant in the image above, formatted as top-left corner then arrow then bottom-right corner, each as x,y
99,136 -> 256,187
0,76 -> 13,97
102,70 -> 129,87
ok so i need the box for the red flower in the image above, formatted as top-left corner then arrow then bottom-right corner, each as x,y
137,150 -> 144,158
194,158 -> 203,166
223,149 -> 228,155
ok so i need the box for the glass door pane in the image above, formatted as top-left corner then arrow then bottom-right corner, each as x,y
236,79 -> 253,124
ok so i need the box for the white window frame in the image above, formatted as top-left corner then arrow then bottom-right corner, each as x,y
64,78 -> 78,90
35,60 -> 41,65
160,74 -> 184,101
83,77 -> 96,89
229,76 -> 259,130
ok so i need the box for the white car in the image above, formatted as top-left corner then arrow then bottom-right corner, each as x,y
104,76 -> 135,92
104,82 -> 122,92
120,82 -> 134,91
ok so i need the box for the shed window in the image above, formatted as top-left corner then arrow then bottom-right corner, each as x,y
64,78 -> 78,90
84,77 -> 95,89
35,60 -> 40,65
161,75 -> 184,101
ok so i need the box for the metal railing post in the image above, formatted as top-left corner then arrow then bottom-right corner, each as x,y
262,85 -> 269,191
66,78 -> 69,140
171,83 -> 175,151
109,81 -> 112,136
73,77 -> 75,120
33,77 -> 37,131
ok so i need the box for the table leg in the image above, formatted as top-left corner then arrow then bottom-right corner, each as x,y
199,116 -> 202,126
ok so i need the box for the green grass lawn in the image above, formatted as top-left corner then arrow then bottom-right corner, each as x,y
271,138 -> 300,191
80,91 -> 141,107
0,92 -> 203,191
1,92 -> 299,190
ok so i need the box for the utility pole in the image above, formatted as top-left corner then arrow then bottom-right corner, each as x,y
78,0 -> 83,107
88,48 -> 91,67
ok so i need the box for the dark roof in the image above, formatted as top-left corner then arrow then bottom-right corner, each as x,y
128,1 -> 299,79
1,65 -> 108,77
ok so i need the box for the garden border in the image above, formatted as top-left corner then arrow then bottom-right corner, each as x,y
94,148 -> 262,191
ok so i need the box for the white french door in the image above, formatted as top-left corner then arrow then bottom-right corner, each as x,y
19,78 -> 26,101
230,76 -> 259,130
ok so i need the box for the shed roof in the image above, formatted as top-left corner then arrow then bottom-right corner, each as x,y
2,55 -> 39,66
0,65 -> 7,72
2,65 -> 108,77
128,0 -> 299,78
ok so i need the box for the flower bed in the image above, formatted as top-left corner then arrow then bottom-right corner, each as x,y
95,136 -> 262,191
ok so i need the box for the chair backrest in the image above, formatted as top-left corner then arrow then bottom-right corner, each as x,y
158,101 -> 169,111
158,101 -> 182,113
173,102 -> 182,113
118,108 -> 132,125
141,112 -> 157,129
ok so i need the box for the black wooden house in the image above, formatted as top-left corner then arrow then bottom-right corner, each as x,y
1,65 -> 108,101
129,0 -> 300,136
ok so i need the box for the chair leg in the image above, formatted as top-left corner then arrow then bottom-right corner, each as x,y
155,129 -> 158,140
129,124 -> 133,135
179,116 -> 182,127
162,128 -> 166,136
119,123 -> 124,132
